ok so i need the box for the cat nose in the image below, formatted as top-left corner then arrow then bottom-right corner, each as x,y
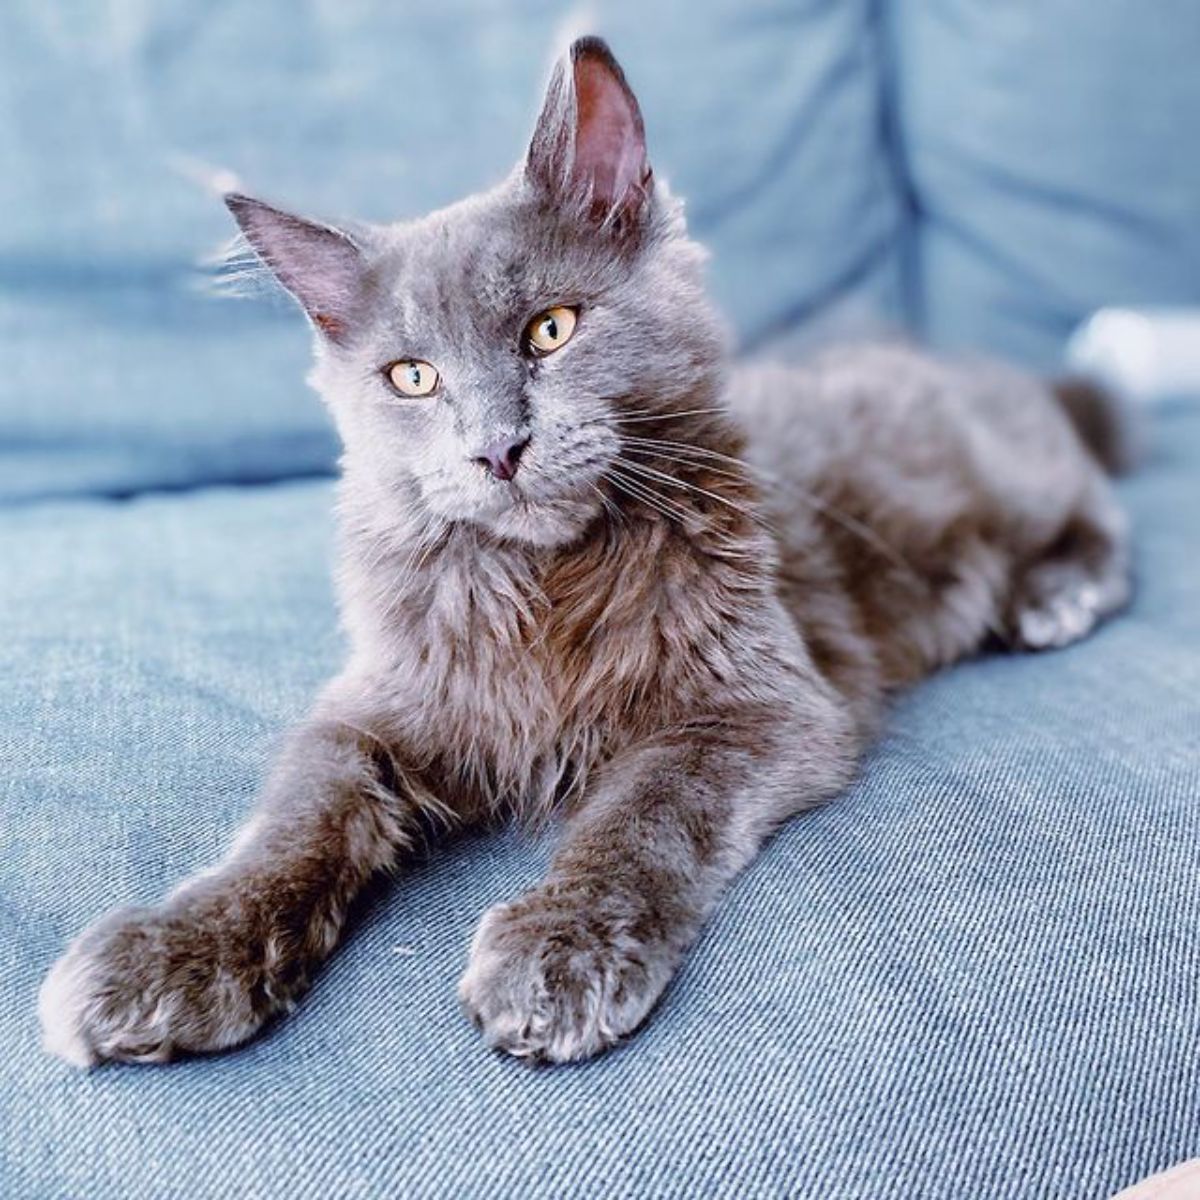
472,435 -> 530,482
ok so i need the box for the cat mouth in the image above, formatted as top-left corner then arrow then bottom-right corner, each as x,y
477,489 -> 600,547
484,474 -> 577,510
418,466 -> 597,532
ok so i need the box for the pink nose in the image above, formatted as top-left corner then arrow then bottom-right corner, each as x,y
473,436 -> 529,482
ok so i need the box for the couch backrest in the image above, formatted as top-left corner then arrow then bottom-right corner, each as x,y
1,0 -> 1196,500
0,0 -> 901,500
891,0 -> 1200,368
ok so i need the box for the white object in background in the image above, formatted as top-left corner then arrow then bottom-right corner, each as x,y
1066,307 -> 1200,404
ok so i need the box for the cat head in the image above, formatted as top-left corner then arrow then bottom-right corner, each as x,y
227,37 -> 726,548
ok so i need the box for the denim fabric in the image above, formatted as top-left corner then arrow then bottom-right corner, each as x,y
0,0 -> 901,500
891,0 -> 1200,367
3,405 -> 1198,1199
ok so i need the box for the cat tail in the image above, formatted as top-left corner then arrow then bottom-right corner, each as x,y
1050,377 -> 1143,476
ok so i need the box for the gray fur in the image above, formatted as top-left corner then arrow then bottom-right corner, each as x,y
39,37 -> 1131,1067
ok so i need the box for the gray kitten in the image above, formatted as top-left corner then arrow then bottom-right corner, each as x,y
39,38 -> 1130,1066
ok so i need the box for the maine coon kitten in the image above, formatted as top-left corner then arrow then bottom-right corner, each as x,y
39,37 -> 1130,1066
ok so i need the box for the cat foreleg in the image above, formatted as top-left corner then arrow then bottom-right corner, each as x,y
459,697 -> 855,1062
40,685 -> 443,1067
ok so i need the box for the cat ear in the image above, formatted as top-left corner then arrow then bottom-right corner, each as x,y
526,37 -> 652,226
224,193 -> 367,341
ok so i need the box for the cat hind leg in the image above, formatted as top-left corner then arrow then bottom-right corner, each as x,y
1006,488 -> 1131,652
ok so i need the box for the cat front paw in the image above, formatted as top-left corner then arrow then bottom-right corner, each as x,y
458,888 -> 675,1063
39,899 -> 286,1068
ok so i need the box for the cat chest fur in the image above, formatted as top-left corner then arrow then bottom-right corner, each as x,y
369,519 -> 770,806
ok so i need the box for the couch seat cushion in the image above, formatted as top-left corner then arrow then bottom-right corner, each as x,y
3,404 -> 1198,1198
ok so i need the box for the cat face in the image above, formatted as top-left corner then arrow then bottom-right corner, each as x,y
228,38 -> 725,548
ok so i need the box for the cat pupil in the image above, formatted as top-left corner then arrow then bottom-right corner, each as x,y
544,317 -> 558,340
409,365 -> 421,386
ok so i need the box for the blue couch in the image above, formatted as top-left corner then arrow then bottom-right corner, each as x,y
3,4 -> 1198,1197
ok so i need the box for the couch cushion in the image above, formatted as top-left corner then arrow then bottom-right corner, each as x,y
3,403 -> 1198,1198
0,0 -> 901,501
892,0 -> 1200,367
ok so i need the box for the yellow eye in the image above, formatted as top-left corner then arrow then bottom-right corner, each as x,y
525,306 -> 578,355
386,359 -> 439,397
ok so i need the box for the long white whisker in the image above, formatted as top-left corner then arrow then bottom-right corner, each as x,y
607,407 -> 731,425
620,444 -> 750,483
604,469 -> 693,524
606,470 -> 686,520
614,456 -> 760,523
620,436 -> 750,471
621,436 -> 919,583
587,480 -> 625,528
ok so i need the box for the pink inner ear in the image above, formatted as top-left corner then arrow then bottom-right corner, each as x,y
573,54 -> 648,212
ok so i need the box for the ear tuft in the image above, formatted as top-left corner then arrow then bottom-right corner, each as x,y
224,193 -> 366,341
526,37 -> 651,227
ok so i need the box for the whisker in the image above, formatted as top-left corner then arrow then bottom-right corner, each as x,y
587,481 -> 626,529
607,406 -> 731,425
620,444 -> 750,483
619,436 -> 751,472
605,469 -> 683,520
604,469 -> 694,525
618,432 -> 920,583
614,456 -> 761,523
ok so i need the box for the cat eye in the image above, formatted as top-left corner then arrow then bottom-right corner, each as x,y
525,306 -> 578,355
385,360 -> 440,398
